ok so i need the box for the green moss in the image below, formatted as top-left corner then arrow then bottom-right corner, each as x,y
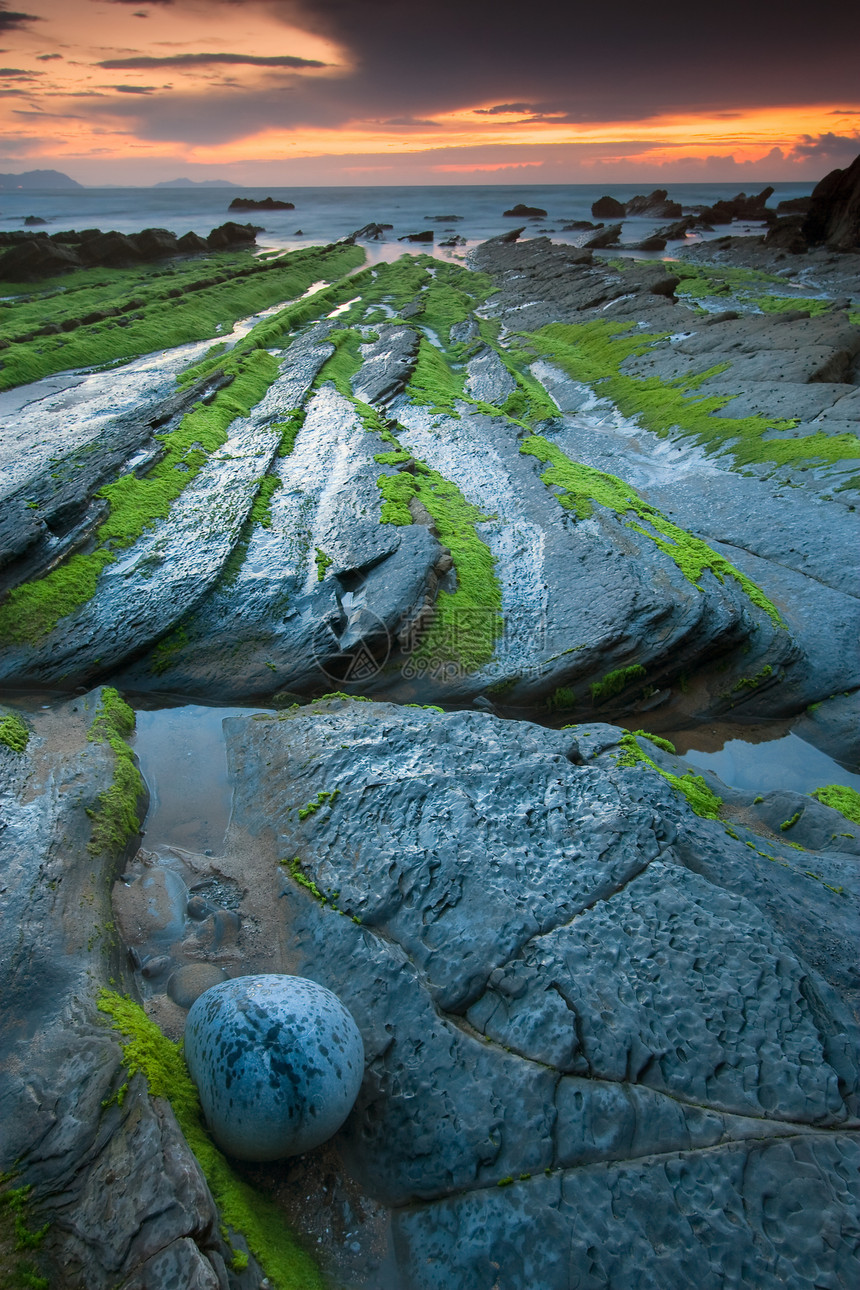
733,664 -> 774,691
249,475 -> 282,529
811,785 -> 860,826
406,336 -> 466,415
374,423 -> 502,671
382,471 -> 500,672
86,688 -> 143,857
418,262 -> 495,348
780,811 -> 802,831
313,327 -> 364,396
0,1181 -> 48,1252
0,345 -> 281,645
0,711 -> 29,753
590,665 -> 646,705
615,731 -> 723,818
97,992 -> 322,1290
520,433 -> 784,626
752,294 -> 831,317
316,692 -> 374,703
281,856 -> 327,903
0,1176 -> 49,1290
0,244 -> 365,393
526,321 -> 859,475
151,624 -> 189,675
546,686 -> 578,712
314,548 -> 333,582
275,409 -> 306,457
630,728 -> 676,754
298,788 -> 340,821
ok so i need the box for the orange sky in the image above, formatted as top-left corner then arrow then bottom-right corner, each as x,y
1,0 -> 858,184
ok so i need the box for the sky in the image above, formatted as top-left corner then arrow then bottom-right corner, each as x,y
0,0 -> 858,186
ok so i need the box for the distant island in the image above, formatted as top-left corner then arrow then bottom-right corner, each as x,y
154,178 -> 240,189
0,169 -> 82,190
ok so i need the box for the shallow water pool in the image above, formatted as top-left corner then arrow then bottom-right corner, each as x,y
682,731 -> 860,796
133,703 -> 272,853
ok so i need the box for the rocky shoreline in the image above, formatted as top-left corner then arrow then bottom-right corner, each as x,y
1,165 -> 859,1289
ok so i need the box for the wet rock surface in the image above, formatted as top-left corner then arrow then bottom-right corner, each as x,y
217,699 -> 860,1288
0,693 -> 261,1289
2,233 -> 856,749
1,198 -> 859,1287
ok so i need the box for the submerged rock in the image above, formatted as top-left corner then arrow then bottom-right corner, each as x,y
503,203 -> 548,218
184,974 -> 365,1160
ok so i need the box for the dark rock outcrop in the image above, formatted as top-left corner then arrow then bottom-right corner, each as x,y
398,230 -> 434,242
764,216 -> 809,254
130,226 -> 181,259
0,221 -> 264,279
177,230 -> 210,254
624,188 -> 682,218
777,195 -> 812,214
229,196 -> 295,211
0,236 -> 82,278
503,203 -> 548,218
693,187 -> 776,226
591,195 -> 625,218
206,220 -> 262,249
802,152 -> 860,250
632,234 -> 668,251
584,222 -> 622,247
77,230 -> 144,267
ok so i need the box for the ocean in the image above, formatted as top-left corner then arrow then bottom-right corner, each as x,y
0,181 -> 816,265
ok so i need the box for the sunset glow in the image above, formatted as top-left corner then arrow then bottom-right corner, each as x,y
1,0 -> 857,184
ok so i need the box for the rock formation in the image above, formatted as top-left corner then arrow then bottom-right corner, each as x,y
803,153 -> 860,250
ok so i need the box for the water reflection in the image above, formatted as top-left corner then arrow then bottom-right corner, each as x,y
133,704 -> 271,853
683,731 -> 860,795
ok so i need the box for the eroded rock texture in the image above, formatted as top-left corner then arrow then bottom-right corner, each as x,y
217,699 -> 860,1290
0,695 -> 262,1289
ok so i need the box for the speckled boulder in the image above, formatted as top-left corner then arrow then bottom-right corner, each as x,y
184,974 -> 364,1161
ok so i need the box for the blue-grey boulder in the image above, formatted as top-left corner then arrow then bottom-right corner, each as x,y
184,973 -> 364,1161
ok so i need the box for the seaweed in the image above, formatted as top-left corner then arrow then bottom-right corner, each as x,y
0,711 -> 30,753
811,785 -> 860,827
86,688 -> 143,857
97,992 -> 322,1290
526,321 -> 859,473
520,433 -> 783,626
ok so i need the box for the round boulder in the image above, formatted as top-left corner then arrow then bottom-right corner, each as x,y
184,974 -> 364,1161
167,962 -> 230,1009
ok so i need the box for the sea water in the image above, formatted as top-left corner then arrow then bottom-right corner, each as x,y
0,181 -> 816,264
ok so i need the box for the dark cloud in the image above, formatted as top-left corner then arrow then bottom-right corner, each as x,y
0,67 -> 41,78
43,0 -> 860,163
97,52 -> 326,69
474,103 -> 536,116
259,0 -> 860,124
36,54 -> 63,61
791,131 -> 860,158
111,84 -> 160,93
102,1 -> 175,5
0,5 -> 42,31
